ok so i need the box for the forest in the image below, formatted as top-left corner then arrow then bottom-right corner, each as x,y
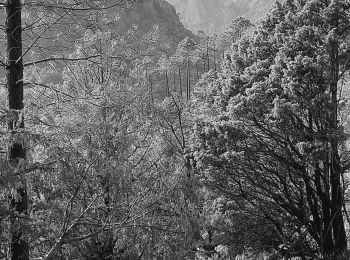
0,0 -> 350,259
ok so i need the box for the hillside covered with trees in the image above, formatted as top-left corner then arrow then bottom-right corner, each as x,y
0,0 -> 350,260
165,0 -> 279,34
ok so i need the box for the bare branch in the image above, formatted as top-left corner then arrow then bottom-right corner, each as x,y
43,195 -> 100,260
0,59 -> 6,68
24,82 -> 74,99
18,12 -> 69,63
23,55 -> 102,67
24,0 -> 139,11
0,205 -> 11,218
23,53 -> 136,67
42,153 -> 103,260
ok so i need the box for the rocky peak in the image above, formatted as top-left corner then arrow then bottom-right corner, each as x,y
115,0 -> 194,50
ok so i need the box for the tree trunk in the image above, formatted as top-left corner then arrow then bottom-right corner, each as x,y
173,71 -> 176,92
186,57 -> 190,100
206,37 -> 210,71
146,68 -> 153,110
213,41 -> 216,71
327,32 -> 347,258
178,67 -> 182,96
165,70 -> 169,97
6,0 -> 29,259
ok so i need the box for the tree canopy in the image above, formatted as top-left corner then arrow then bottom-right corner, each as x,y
191,0 -> 350,258
1,0 -> 350,259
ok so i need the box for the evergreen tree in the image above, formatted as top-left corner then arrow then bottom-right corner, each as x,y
174,37 -> 198,100
192,0 -> 350,258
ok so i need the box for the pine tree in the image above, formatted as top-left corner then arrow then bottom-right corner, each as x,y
192,0 -> 350,258
175,37 -> 197,100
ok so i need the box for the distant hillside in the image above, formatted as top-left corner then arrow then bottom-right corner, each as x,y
115,0 -> 195,50
165,0 -> 281,34
0,0 -> 194,82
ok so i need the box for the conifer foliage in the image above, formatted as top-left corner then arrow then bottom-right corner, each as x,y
192,0 -> 350,258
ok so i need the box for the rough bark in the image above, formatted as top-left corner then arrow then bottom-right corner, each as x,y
6,0 -> 29,259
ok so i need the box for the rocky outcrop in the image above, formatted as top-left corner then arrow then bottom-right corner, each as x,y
115,0 -> 194,50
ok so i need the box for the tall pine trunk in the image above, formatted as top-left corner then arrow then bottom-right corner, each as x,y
178,67 -> 182,96
213,41 -> 216,71
146,68 -> 153,110
173,71 -> 176,92
186,56 -> 190,100
165,70 -> 169,97
6,0 -> 29,259
206,37 -> 210,71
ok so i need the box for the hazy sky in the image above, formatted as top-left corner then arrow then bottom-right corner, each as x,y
165,0 -> 277,34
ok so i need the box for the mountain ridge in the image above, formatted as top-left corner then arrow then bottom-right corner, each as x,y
165,0 -> 280,34
114,0 -> 195,50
